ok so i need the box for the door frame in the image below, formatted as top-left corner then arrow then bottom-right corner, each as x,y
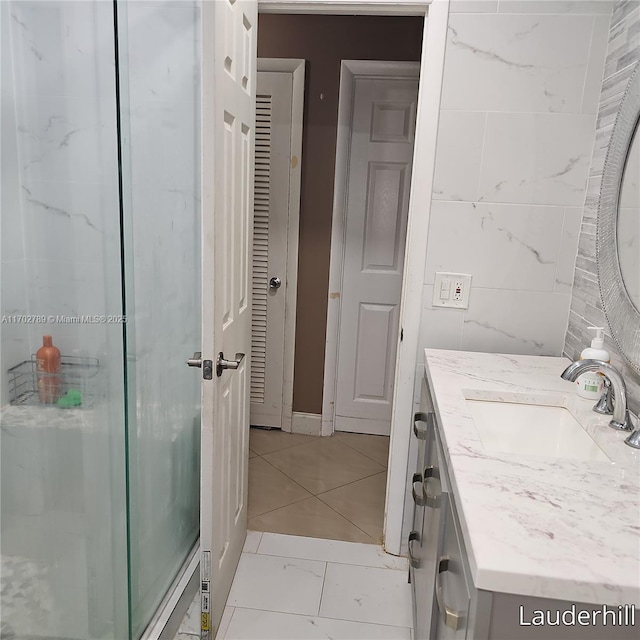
255,58 -> 305,432
321,59 -> 420,438
258,0 -> 449,555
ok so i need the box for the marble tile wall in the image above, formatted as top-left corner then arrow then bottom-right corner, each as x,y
1,1 -> 29,406
564,0 -> 640,414
1,0 -> 124,377
418,0 -> 613,369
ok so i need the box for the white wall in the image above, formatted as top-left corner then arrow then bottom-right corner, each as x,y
417,0 -> 613,368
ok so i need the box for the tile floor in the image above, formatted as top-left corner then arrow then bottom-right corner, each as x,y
248,428 -> 390,544
173,532 -> 411,640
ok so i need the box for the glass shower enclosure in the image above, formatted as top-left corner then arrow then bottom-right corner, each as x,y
0,1 -> 202,638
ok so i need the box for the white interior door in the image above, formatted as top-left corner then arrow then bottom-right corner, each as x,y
250,71 -> 293,429
334,73 -> 419,436
199,1 -> 256,638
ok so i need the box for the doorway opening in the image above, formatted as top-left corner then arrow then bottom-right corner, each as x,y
247,12 -> 424,546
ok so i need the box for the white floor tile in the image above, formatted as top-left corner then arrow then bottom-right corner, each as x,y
257,533 -> 407,571
179,590 -> 201,634
319,563 -> 412,628
215,606 -> 235,640
243,531 -> 262,554
227,553 -> 325,616
221,608 -> 411,640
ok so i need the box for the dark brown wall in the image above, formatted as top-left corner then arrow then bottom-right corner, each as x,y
258,14 -> 424,414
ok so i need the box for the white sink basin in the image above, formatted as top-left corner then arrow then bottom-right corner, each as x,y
464,395 -> 611,462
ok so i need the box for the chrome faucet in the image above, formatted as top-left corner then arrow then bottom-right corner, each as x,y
593,377 -> 615,415
561,359 -> 633,432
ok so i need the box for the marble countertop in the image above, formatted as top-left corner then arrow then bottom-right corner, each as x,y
424,349 -> 640,606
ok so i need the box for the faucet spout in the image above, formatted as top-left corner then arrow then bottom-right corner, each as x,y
561,359 -> 632,431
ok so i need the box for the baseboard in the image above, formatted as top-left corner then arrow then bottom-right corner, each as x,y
291,411 -> 322,436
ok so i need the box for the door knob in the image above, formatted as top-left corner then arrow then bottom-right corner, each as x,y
187,352 -> 202,367
216,352 -> 245,377
269,276 -> 282,290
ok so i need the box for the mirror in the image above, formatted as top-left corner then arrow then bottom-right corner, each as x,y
617,116 -> 640,312
598,62 -> 640,374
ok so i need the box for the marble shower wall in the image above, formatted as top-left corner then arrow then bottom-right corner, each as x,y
1,0 -> 124,384
564,0 -> 640,413
1,1 -> 29,406
418,0 -> 613,370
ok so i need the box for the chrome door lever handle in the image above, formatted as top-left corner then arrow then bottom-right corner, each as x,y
216,352 -> 245,377
186,352 -> 202,368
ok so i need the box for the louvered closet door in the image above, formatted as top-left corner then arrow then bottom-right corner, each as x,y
250,71 -> 293,428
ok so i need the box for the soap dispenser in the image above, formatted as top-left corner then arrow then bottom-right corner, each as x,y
576,327 -> 610,400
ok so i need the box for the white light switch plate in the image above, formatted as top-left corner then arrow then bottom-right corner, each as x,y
432,272 -> 472,309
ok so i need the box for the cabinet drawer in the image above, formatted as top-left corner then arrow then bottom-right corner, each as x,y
433,495 -> 472,639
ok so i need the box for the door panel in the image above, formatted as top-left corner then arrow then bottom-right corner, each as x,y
335,75 -> 418,435
250,71 -> 293,428
354,302 -> 398,401
200,1 -> 256,638
363,163 -> 407,271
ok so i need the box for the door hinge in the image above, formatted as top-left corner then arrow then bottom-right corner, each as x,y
203,360 -> 213,380
400,328 -> 404,342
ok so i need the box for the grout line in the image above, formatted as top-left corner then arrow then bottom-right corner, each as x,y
245,536 -> 409,570
239,548 -> 408,570
333,434 -> 391,467
258,446 -> 385,497
229,605 -> 413,633
317,561 -> 328,617
247,493 -> 312,522
313,495 -> 379,545
578,15 -> 597,114
252,455 -> 316,496
315,468 -> 388,497
313,609 -> 413,632
250,530 -> 264,554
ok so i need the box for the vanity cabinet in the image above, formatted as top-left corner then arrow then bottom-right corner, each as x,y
408,369 -> 639,640
409,378 -> 443,639
410,377 -> 477,640
432,496 -> 472,639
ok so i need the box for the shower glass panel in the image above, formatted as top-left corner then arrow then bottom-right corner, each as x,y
0,1 -> 202,638
115,1 -> 202,636
0,1 -> 129,638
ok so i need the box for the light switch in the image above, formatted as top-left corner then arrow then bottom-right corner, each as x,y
432,272 -> 472,309
439,278 -> 451,300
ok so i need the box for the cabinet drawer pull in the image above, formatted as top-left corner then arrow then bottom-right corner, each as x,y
412,472 -> 425,506
422,466 -> 440,508
435,556 -> 465,631
413,412 -> 429,440
408,531 -> 421,568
